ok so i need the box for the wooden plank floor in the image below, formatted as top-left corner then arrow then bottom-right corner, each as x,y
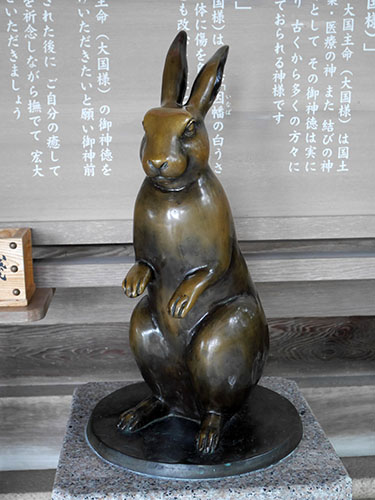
0,288 -> 374,498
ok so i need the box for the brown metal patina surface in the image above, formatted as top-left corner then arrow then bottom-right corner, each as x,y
118,32 -> 269,455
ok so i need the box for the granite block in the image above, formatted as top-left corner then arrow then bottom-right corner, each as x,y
52,378 -> 352,499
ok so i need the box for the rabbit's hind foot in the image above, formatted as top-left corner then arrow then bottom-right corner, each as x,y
196,412 -> 224,455
117,395 -> 169,433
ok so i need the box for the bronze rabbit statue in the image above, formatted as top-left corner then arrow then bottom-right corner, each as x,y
118,31 -> 269,455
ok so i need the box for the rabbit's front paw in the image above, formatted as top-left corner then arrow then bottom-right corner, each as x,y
168,282 -> 198,318
123,262 -> 151,298
168,270 -> 209,318
168,293 -> 191,318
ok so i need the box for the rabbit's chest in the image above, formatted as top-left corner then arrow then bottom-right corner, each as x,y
145,207 -> 206,262
135,199 -> 218,276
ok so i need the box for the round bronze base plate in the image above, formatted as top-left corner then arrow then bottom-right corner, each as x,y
86,382 -> 303,480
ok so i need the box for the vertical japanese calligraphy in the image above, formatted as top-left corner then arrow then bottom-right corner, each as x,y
4,0 -> 61,177
5,1 -> 21,122
78,0 -> 112,177
78,0 -> 95,176
95,0 -> 113,176
0,255 -> 7,282
2,1 -> 375,223
272,0 -> 358,175
364,0 -> 375,52
44,0 -> 61,177
176,0 -> 231,175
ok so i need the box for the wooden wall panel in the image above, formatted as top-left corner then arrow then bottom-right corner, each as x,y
0,395 -> 71,471
1,2 -> 375,232
32,255 -> 375,288
3,282 -> 374,327
2,217 -> 375,245
31,239 -> 375,260
1,317 -> 374,386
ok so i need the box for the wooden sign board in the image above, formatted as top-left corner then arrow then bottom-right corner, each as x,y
1,1 -> 375,243
0,228 -> 35,306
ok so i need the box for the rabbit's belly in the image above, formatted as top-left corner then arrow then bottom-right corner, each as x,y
147,277 -> 205,337
147,252 -> 252,340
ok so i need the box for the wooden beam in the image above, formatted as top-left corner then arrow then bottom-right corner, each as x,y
342,456 -> 375,499
31,238 -> 375,260
11,282 -> 375,326
0,469 -> 55,499
302,385 -> 375,457
2,215 -> 375,245
32,254 -> 375,287
0,394 -> 71,471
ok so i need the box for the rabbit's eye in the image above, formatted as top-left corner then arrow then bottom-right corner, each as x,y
183,120 -> 196,138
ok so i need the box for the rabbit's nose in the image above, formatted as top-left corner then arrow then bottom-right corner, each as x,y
148,159 -> 168,171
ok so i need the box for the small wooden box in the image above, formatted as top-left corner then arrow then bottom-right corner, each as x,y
0,228 -> 35,307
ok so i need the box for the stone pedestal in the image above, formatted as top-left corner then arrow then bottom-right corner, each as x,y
52,378 -> 352,499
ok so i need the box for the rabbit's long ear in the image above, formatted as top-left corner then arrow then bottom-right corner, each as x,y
161,31 -> 188,107
187,46 -> 229,117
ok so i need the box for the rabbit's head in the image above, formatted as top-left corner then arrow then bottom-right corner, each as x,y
140,31 -> 228,191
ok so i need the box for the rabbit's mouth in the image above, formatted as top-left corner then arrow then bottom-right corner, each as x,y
149,173 -> 195,192
148,169 -> 177,183
145,158 -> 189,184
149,173 -> 171,183
152,174 -> 177,185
